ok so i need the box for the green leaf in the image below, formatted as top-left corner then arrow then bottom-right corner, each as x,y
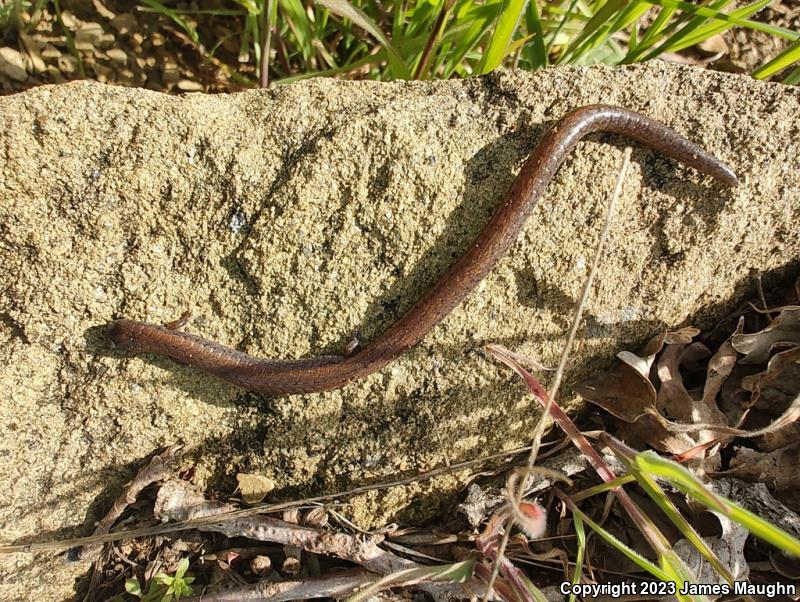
313,0 -> 409,78
476,0 -> 529,74
154,572 -> 173,586
125,578 -> 144,597
568,513 -> 586,602
753,37 -> 800,79
174,557 -> 190,580
635,451 -> 800,557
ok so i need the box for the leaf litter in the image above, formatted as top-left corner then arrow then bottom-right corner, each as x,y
568,275 -> 800,595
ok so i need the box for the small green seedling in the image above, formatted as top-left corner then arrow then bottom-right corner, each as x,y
114,557 -> 195,602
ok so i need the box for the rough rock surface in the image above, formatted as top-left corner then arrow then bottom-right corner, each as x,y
1,63 -> 798,599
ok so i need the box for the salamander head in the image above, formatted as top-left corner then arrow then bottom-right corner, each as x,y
105,319 -> 140,351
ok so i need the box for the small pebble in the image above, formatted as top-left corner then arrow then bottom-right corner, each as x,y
250,556 -> 271,576
110,13 -> 137,35
75,23 -> 104,51
19,33 -> 46,73
41,44 -> 61,59
0,47 -> 28,81
106,48 -> 127,64
57,55 -> 78,75
177,79 -> 203,91
60,10 -> 78,29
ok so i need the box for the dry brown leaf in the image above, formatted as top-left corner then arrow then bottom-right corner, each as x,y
732,307 -> 800,364
657,343 -> 695,420
575,359 -> 655,423
236,473 -> 275,504
711,479 -> 800,541
756,423 -> 800,453
665,327 -> 701,345
575,331 -> 670,422
578,320 -> 800,456
616,413 -> 698,455
698,34 -> 729,56
742,346 -> 800,414
702,322 -> 741,406
673,513 -> 748,587
578,330 -> 725,455
657,343 -> 727,444
724,444 -> 800,492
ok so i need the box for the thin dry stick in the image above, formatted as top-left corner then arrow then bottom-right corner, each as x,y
260,0 -> 273,87
481,147 -> 633,601
183,568 -> 376,602
79,444 -> 186,561
531,146 -> 632,468
755,274 -> 774,321
157,480 -> 487,600
413,0 -> 456,79
0,441 -> 552,554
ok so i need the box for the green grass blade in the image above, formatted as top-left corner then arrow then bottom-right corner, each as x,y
556,0 -> 629,64
635,451 -> 800,557
567,0 -> 651,64
636,0 -> 774,61
752,38 -> 800,79
571,475 -> 636,502
784,65 -> 800,84
232,0 -> 259,16
660,552 -> 712,602
52,0 -> 85,75
568,513 -> 586,602
638,4 -> 678,45
273,50 -> 384,84
440,4 -> 498,77
391,0 -> 405,43
625,0 -> 732,63
138,0 -> 200,44
313,0 -> 410,78
651,0 -> 799,40
623,2 -> 701,63
476,0 -> 529,74
612,451 -> 735,584
280,0 -> 314,60
562,497 -> 672,581
666,0 -> 772,51
522,0 -> 547,69
546,0 -> 581,57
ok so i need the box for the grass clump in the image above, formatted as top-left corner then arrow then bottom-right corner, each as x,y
129,0 -> 799,86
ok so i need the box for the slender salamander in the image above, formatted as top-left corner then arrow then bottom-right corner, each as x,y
106,105 -> 738,395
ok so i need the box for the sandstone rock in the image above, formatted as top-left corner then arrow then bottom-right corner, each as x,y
0,63 -> 798,599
